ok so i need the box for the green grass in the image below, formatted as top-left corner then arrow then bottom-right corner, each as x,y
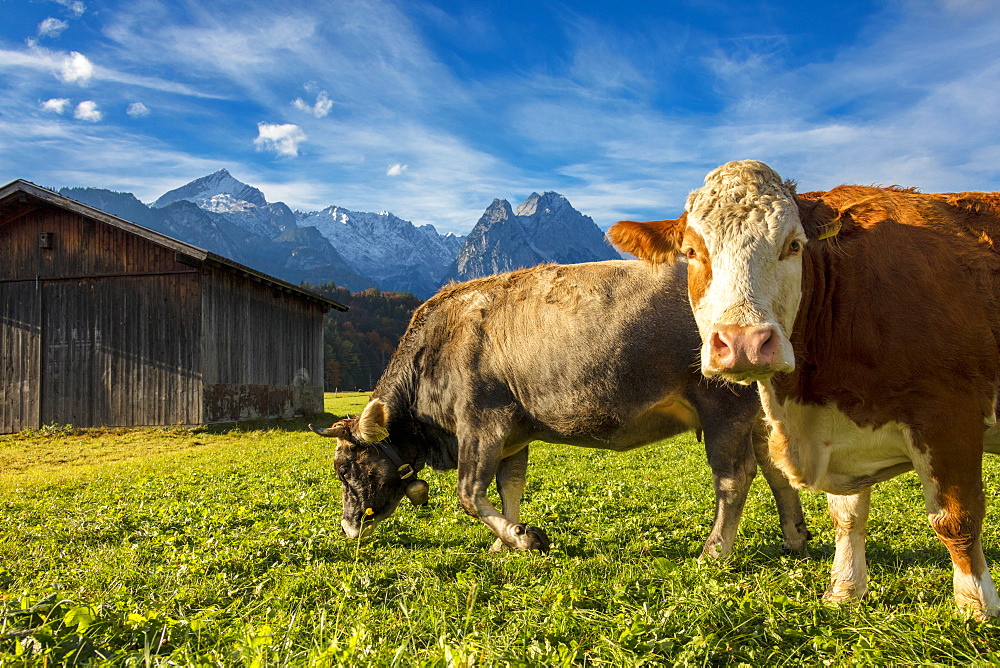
3,392 -> 1000,665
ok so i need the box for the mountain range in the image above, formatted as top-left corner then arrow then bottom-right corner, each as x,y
59,169 -> 621,299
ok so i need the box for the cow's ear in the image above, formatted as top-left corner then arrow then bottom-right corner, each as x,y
607,215 -> 686,264
796,196 -> 842,241
356,399 -> 390,443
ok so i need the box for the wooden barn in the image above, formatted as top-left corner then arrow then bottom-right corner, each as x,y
0,179 -> 347,434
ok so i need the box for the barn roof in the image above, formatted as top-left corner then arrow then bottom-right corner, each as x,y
0,179 -> 348,312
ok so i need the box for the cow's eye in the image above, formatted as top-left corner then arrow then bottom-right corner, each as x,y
782,239 -> 803,259
338,465 -> 349,478
685,247 -> 697,260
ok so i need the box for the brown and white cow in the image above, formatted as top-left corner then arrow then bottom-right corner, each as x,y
609,159 -> 1000,618
310,259 -> 810,558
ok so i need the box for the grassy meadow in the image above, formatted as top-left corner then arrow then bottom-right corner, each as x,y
3,392 -> 1000,665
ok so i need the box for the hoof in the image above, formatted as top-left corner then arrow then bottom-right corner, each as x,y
781,523 -> 812,555
781,542 -> 810,556
521,524 -> 550,554
698,542 -> 726,561
823,583 -> 867,603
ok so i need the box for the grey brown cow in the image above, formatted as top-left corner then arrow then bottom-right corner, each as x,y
311,260 -> 809,556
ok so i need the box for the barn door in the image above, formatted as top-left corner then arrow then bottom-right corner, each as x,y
0,280 -> 41,433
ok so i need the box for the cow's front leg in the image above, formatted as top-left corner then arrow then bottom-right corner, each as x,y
489,446 -> 529,552
700,424 -> 758,559
753,423 -> 811,554
824,489 -> 871,602
457,437 -> 549,553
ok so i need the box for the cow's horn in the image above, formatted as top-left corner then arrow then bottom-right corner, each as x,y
309,423 -> 345,438
405,479 -> 429,506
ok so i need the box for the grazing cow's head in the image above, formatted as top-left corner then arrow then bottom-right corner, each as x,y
610,160 -> 836,383
309,399 -> 429,539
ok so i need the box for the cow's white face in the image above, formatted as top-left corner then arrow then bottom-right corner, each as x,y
610,160 -> 806,384
684,161 -> 805,382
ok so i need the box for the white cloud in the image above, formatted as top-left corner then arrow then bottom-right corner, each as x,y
38,18 -> 69,38
126,102 -> 150,117
73,100 -> 101,122
292,90 -> 333,118
58,51 -> 93,84
386,163 -> 408,176
253,122 -> 306,157
40,98 -> 70,114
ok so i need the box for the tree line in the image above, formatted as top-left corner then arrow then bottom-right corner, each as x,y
304,282 -> 423,392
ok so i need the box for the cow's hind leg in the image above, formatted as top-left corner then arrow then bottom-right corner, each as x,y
700,424 -> 757,559
753,422 -> 811,554
909,423 -> 1000,619
456,425 -> 549,553
489,445 -> 529,552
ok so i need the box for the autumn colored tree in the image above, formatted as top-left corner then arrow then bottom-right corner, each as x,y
305,283 -> 423,391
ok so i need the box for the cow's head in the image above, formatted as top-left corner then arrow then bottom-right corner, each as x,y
309,399 -> 429,539
609,160 -> 837,383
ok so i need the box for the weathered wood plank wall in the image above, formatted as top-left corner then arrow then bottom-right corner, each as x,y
40,274 -> 202,427
1,205 -> 203,431
201,269 -> 325,422
0,282 -> 40,433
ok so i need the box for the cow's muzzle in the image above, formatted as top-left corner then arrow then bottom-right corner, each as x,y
342,517 -> 375,540
705,323 -> 793,381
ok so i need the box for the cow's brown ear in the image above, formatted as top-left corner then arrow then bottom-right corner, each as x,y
356,399 -> 390,443
607,215 -> 686,264
796,196 -> 842,241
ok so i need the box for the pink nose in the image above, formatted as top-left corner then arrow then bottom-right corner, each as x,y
709,324 -> 781,374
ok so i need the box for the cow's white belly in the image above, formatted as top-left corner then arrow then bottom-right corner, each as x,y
759,386 -> 913,494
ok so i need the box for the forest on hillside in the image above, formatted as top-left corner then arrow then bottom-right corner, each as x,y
305,283 -> 423,392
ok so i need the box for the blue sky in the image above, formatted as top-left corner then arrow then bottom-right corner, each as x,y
1,0 -> 998,234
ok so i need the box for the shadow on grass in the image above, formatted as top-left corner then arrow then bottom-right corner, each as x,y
199,411 -> 343,435
803,538 -> 1000,570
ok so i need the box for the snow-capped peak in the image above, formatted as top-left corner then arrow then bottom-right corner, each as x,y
153,168 -> 267,209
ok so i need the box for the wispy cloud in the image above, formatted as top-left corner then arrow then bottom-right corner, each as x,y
37,18 -> 69,38
254,123 -> 306,157
73,100 -> 101,121
2,0 -> 998,236
54,0 -> 87,18
292,89 -> 333,118
126,102 -> 150,117
0,46 -> 223,99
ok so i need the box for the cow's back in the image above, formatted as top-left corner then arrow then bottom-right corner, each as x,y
784,187 -> 1000,428
374,260 -> 757,454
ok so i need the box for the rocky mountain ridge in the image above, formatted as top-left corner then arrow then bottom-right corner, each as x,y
59,169 -> 620,299
445,191 -> 619,283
